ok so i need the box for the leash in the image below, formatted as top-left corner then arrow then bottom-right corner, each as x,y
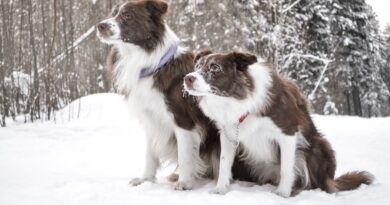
223,112 -> 249,149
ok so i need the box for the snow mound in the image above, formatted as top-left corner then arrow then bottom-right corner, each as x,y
1,93 -> 390,205
55,93 -> 128,123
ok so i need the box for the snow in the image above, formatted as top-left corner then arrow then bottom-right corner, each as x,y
367,0 -> 390,29
189,0 -> 204,6
1,93 -> 390,205
4,71 -> 32,96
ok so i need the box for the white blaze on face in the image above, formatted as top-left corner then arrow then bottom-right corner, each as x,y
97,17 -> 121,44
97,3 -> 126,44
184,71 -> 212,96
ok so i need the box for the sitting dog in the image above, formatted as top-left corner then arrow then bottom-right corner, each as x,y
97,0 -> 221,190
183,50 -> 373,197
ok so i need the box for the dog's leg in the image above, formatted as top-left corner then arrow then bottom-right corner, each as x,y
211,129 -> 236,195
167,165 -> 179,182
173,127 -> 202,190
129,137 -> 159,186
275,134 -> 297,197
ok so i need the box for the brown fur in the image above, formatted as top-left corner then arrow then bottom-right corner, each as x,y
332,171 -> 373,192
151,50 -> 222,175
99,0 -> 169,52
193,51 -> 374,195
193,51 -> 255,99
262,67 -> 373,194
102,1 -> 222,180
106,47 -> 119,86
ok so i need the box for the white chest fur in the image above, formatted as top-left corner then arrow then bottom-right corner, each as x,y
198,62 -> 278,163
127,78 -> 173,125
112,25 -> 182,160
127,78 -> 176,160
221,116 -> 281,164
197,61 -> 310,195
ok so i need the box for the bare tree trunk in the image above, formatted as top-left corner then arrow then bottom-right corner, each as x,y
381,66 -> 390,93
48,0 -> 58,64
352,86 -> 362,116
60,0 -> 70,106
40,0 -> 47,59
0,0 -> 9,126
0,48 -> 4,126
69,0 -> 79,100
345,90 -> 351,115
0,30 -> 5,126
27,0 -> 40,121
0,0 -> 3,126
40,0 -> 52,120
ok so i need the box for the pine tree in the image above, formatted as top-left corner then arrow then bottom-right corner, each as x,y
329,0 -> 384,116
381,25 -> 390,92
272,0 -> 335,113
379,25 -> 390,115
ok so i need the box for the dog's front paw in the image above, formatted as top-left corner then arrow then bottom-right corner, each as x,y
128,177 -> 154,186
167,173 -> 179,182
210,186 -> 229,195
173,181 -> 193,191
275,187 -> 291,198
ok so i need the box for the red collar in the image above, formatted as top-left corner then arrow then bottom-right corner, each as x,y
238,112 -> 250,124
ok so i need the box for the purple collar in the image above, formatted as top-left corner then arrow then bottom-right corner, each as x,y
139,43 -> 179,78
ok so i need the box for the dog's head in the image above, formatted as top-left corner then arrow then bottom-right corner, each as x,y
97,0 -> 168,51
184,51 -> 257,99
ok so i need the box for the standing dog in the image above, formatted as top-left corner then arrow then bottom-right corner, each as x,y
97,0 -> 221,190
184,51 -> 373,197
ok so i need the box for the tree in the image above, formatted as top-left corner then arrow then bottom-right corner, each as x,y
329,0 -> 385,116
381,25 -> 390,92
0,0 -> 118,125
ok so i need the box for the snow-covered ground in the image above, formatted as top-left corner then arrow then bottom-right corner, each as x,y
1,93 -> 390,205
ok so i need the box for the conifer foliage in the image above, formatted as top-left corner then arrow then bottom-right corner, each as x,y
168,0 -> 389,117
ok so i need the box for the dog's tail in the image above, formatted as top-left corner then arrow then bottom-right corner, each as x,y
327,171 -> 374,192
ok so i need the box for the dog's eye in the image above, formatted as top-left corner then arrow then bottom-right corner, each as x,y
209,63 -> 221,72
121,11 -> 133,19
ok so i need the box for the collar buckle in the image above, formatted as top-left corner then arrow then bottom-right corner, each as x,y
238,112 -> 250,124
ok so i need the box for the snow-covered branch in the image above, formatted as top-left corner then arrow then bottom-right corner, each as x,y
308,60 -> 331,100
308,40 -> 342,100
282,0 -> 303,13
283,53 -> 331,64
299,54 -> 331,63
38,26 -> 96,73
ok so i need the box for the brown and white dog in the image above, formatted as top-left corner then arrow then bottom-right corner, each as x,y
183,51 -> 374,197
96,0 -> 221,190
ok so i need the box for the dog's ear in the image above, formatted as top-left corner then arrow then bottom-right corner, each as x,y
194,50 -> 213,63
145,0 -> 168,16
229,52 -> 257,71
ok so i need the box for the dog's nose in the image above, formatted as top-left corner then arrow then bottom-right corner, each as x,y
184,75 -> 196,86
97,23 -> 109,32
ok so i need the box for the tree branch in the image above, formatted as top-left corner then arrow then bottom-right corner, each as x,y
282,0 -> 302,13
